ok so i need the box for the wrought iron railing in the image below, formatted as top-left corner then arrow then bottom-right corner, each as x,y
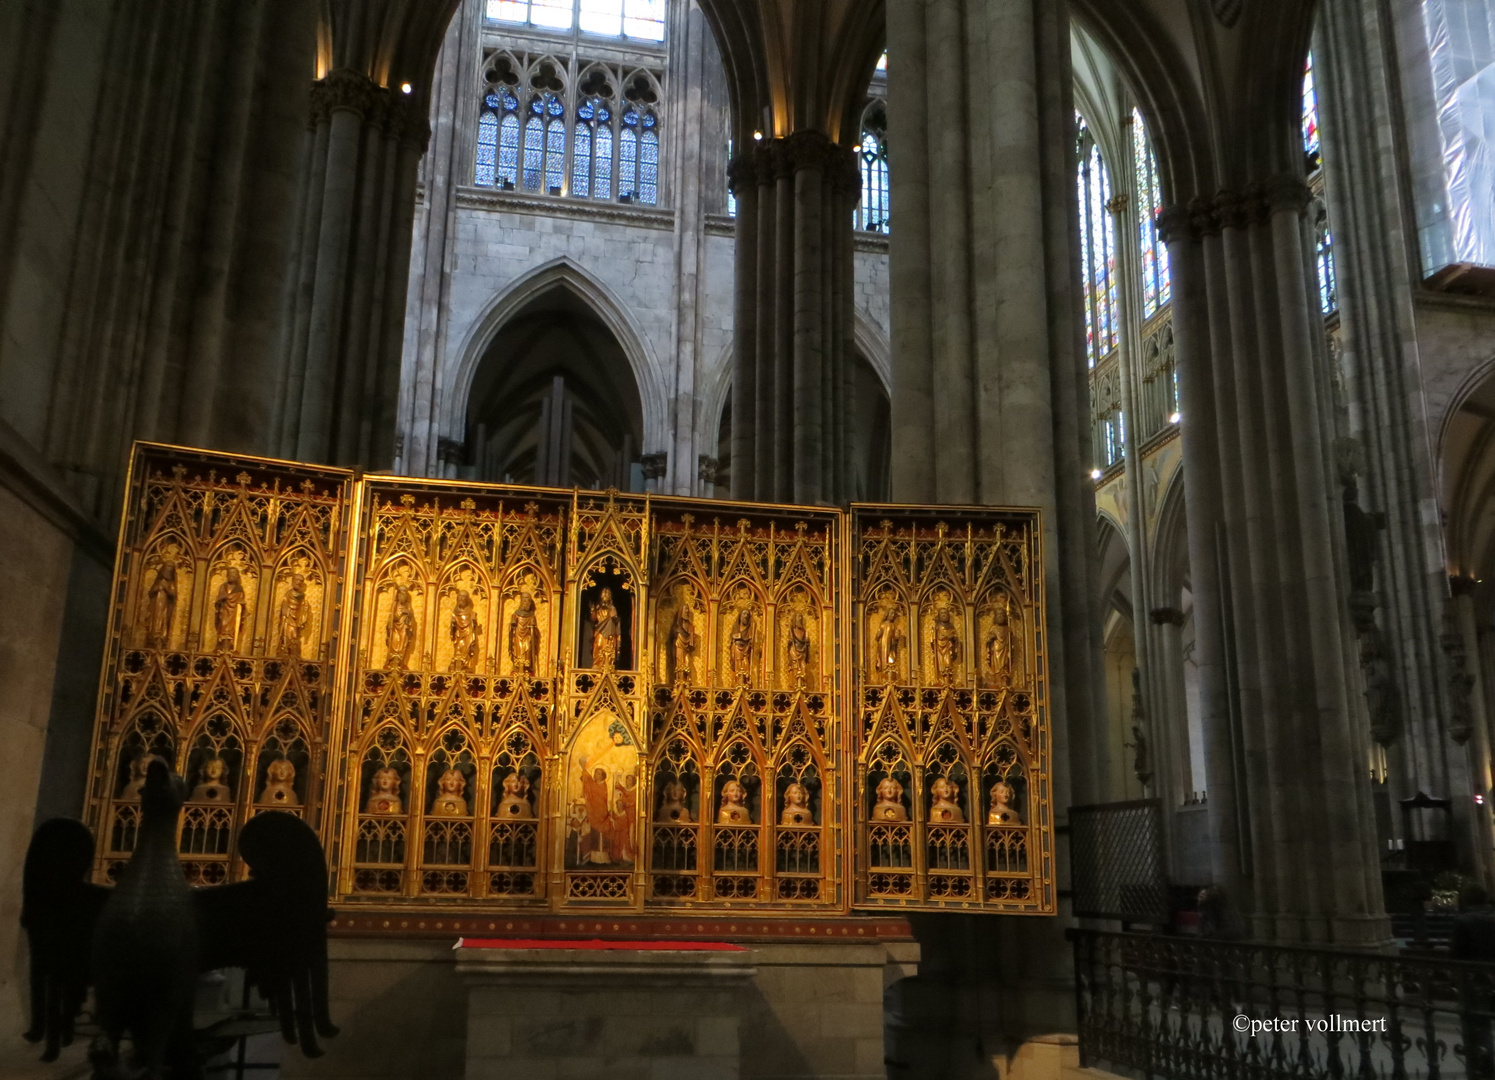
1070,928 -> 1495,1080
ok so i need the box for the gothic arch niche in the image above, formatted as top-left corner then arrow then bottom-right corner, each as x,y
465,284 -> 645,490
1096,518 -> 1141,802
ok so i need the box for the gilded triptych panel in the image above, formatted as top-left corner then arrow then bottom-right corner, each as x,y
86,446 -> 1053,916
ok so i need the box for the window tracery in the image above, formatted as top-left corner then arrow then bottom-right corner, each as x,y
1132,108 -> 1170,319
858,101 -> 889,234
473,52 -> 663,206
1076,113 -> 1119,367
1304,52 -> 1338,315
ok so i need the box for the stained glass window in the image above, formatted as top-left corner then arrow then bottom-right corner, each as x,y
594,106 -> 614,200
476,94 -> 501,187
1303,51 -> 1321,169
876,52 -> 887,72
573,105 -> 593,198
726,137 -> 736,218
1132,108 -> 1171,318
620,108 -> 639,199
859,130 -> 889,233
639,113 -> 659,205
1316,215 -> 1338,314
545,96 -> 566,193
622,0 -> 666,40
1076,113 -> 1119,368
523,98 -> 547,191
493,0 -> 665,41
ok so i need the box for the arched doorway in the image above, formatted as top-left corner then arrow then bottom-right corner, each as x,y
465,286 -> 644,489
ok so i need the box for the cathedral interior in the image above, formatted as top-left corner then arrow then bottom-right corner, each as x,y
4,0 -> 1495,1078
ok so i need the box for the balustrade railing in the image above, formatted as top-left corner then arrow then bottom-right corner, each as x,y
1070,928 -> 1495,1080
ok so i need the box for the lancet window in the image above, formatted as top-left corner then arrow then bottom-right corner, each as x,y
1304,52 -> 1338,315
474,53 -> 664,206
1077,113 -> 1119,367
1132,108 -> 1170,319
858,101 -> 890,234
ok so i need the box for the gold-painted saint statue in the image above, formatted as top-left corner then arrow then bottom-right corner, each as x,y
985,593 -> 1019,686
190,757 -> 233,803
932,602 -> 961,683
718,779 -> 752,824
987,780 -> 1022,825
497,771 -> 533,819
729,603 -> 755,681
364,766 -> 403,815
258,757 -> 299,806
656,778 -> 691,823
385,585 -> 417,670
928,776 -> 964,823
590,587 -> 621,670
669,592 -> 696,683
781,782 -> 814,826
144,561 -> 178,649
507,590 -> 540,676
449,589 -> 481,672
872,599 -> 903,683
873,776 -> 908,822
786,611 -> 811,684
277,573 -> 310,659
429,767 -> 469,817
211,568 -> 246,652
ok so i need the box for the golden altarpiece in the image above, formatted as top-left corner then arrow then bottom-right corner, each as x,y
83,445 -> 1054,916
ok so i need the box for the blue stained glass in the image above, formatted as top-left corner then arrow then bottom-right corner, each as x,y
1303,51 -> 1321,164
1076,113 -> 1118,368
640,128 -> 658,204
598,105 -> 610,123
476,110 -> 499,186
498,114 -> 519,186
642,112 -> 656,128
546,118 -> 566,191
486,92 -> 501,109
574,123 -> 592,197
548,97 -> 564,117
1317,224 -> 1338,313
523,115 -> 545,191
859,131 -> 889,232
620,113 -> 639,198
595,124 -> 613,200
502,90 -> 518,111
579,100 -> 594,121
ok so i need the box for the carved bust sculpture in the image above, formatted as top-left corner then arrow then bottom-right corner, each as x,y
873,776 -> 908,822
717,779 -> 751,824
190,756 -> 232,803
987,780 -> 1021,825
258,757 -> 299,806
123,753 -> 168,800
364,766 -> 403,815
429,766 -> 469,817
781,781 -> 814,826
656,778 -> 691,823
496,770 -> 533,819
928,776 -> 964,823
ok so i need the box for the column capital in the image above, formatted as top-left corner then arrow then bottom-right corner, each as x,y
640,451 -> 668,480
1149,607 -> 1186,627
390,94 -> 432,153
310,68 -> 382,127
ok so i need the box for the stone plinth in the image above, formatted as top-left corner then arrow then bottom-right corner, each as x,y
455,944 -> 757,1080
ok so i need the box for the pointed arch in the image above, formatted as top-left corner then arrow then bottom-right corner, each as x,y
446,257 -> 667,454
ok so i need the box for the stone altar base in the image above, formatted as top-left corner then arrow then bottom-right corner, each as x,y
457,943 -> 756,1080
280,930 -> 919,1080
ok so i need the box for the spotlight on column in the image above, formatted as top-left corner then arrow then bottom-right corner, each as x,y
400,82 -> 413,94
753,130 -> 763,141
1090,468 -> 1102,481
1169,411 -> 1181,424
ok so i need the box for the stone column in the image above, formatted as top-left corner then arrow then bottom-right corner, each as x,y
279,68 -> 431,468
886,0 -> 1102,1052
1161,177 -> 1388,944
729,133 -> 857,504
